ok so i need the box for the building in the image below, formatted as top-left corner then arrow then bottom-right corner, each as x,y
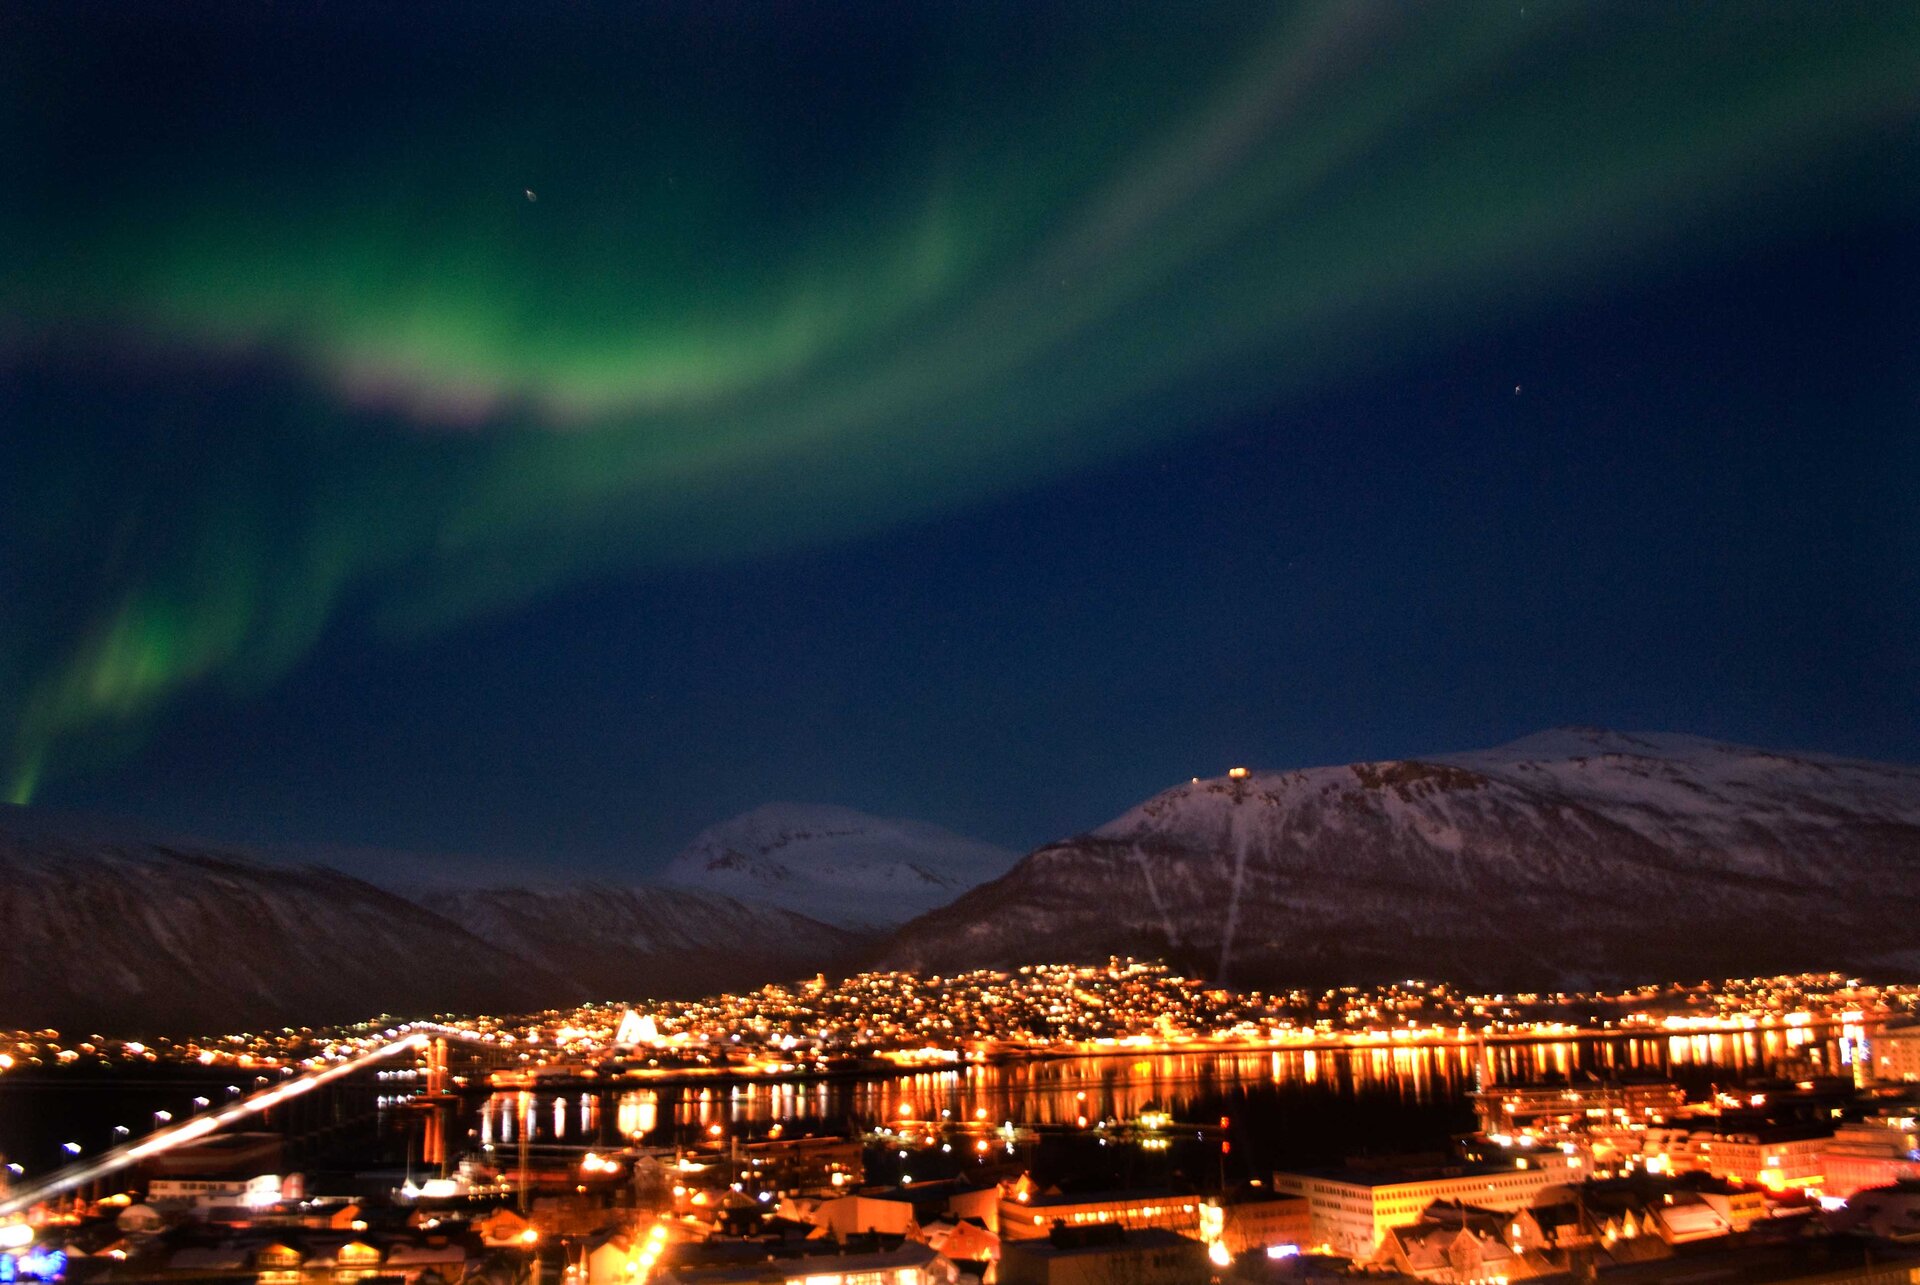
1371,1204 -> 1551,1283
655,1240 -> 955,1285
1681,1121 -> 1830,1191
784,1192 -> 920,1240
1214,1195 -> 1309,1257
823,1180 -> 1002,1237
1270,1157 -> 1578,1262
121,1228 -> 473,1285
1823,1107 -> 1920,1199
999,1226 -> 1206,1285
999,1191 -> 1200,1242
148,1175 -> 286,1210
922,1216 -> 1001,1277
945,1187 -> 1002,1236
1872,1024 -> 1920,1083
1830,1179 -> 1920,1239
586,1228 -> 655,1285
303,1238 -> 386,1283
1691,1182 -> 1766,1233
1471,1079 -> 1687,1139
1571,1175 -> 1762,1251
738,1136 -> 865,1195
1547,1233 -> 1920,1283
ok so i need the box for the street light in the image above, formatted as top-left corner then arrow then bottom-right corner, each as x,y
153,1110 -> 172,1125
61,1143 -> 81,1156
112,1126 -> 130,1138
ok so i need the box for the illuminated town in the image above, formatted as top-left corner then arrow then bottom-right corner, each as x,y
7,963 -> 1917,1077
4,964 -> 1920,1284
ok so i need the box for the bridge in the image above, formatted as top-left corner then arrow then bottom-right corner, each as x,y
0,1024 -> 489,1219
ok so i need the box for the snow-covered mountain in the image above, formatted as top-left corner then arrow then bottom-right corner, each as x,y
884,728 -> 1920,989
422,884 -> 864,1001
0,806 -> 863,1033
660,803 -> 1018,929
0,811 -> 565,1033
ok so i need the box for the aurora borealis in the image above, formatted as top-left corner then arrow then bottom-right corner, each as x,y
3,3 -> 1917,858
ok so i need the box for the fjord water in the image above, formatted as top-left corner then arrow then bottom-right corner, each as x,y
476,1025 -> 1859,1177
0,1026 -> 1856,1186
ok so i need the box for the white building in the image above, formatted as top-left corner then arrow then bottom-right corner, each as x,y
1271,1155 -> 1579,1262
147,1175 -> 284,1209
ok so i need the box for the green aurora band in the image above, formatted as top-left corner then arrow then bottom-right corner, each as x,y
3,2 -> 1917,801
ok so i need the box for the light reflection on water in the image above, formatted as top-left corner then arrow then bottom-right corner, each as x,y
476,1026 -> 1851,1148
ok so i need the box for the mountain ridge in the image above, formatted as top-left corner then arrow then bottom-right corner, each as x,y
0,799 -> 1002,1032
0,808 -> 869,1033
0,818 -> 568,1033
660,801 -> 1018,928
883,727 -> 1920,989
6,728 -> 1916,1033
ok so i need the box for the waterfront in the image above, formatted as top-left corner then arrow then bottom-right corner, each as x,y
0,1023 -> 1866,1192
473,1023 -> 1863,1173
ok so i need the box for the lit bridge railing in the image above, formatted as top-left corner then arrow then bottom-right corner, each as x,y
0,1024 -> 488,1218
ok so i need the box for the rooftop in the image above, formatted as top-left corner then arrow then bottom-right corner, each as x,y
1004,1228 -> 1199,1260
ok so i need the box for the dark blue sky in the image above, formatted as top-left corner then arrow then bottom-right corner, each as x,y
5,4 -> 1917,873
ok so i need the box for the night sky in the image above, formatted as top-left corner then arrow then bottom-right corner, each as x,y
4,3 -> 1917,872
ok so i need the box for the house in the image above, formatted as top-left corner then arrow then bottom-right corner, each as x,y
922,1217 -> 999,1266
1595,1172 -> 1771,1241
878,1182 -> 1002,1236
783,1194 -> 919,1241
301,1237 -> 385,1282
1371,1205 -> 1551,1283
254,1240 -> 307,1285
1645,1193 -> 1733,1243
584,1227 -> 663,1285
475,1208 -> 538,1249
384,1241 -> 471,1285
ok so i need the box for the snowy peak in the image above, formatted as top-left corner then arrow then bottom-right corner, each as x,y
1468,725 -> 1746,763
0,806 -> 871,1033
661,803 -> 1017,929
886,729 -> 1920,988
420,883 -> 863,1002
1436,728 -> 1920,877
